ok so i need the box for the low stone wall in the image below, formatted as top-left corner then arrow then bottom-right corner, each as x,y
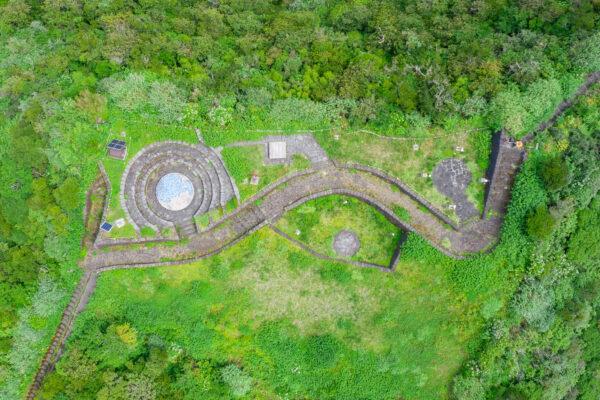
269,225 -> 394,273
96,221 -> 269,273
389,231 -> 409,272
332,161 -> 461,231
93,162 -> 113,249
280,187 -> 465,260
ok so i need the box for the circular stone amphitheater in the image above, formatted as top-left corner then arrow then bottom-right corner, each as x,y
120,141 -> 235,237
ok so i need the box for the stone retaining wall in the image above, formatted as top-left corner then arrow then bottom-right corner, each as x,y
482,130 -> 504,219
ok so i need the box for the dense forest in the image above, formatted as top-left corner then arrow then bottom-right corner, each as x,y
1,0 -> 600,399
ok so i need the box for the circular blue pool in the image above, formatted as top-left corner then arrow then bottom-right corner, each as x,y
155,173 -> 195,211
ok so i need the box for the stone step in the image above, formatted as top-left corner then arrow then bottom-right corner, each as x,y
179,220 -> 197,238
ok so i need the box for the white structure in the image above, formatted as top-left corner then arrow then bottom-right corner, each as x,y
268,141 -> 287,159
413,144 -> 419,151
114,218 -> 126,228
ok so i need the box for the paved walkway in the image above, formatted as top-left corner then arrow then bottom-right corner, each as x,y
82,164 -> 510,271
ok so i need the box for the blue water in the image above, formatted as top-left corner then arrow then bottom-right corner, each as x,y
156,173 -> 194,210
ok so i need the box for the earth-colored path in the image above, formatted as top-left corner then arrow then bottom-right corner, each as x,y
83,163 -> 505,271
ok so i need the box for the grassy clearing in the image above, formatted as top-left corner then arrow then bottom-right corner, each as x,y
313,127 -> 489,221
275,195 -> 401,265
221,145 -> 310,203
69,228 -> 482,399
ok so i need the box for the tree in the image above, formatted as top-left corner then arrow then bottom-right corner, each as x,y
526,206 -> 556,241
0,0 -> 31,28
541,156 -> 570,191
510,278 -> 555,332
567,201 -> 600,264
53,177 -> 80,211
56,345 -> 98,392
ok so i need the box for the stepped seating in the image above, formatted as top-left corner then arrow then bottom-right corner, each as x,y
120,141 -> 235,237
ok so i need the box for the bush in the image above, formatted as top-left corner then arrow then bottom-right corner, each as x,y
148,80 -> 185,122
452,376 -> 485,400
525,206 -> 555,241
102,73 -> 149,113
510,278 -> 555,332
220,364 -> 252,397
541,156 -> 569,191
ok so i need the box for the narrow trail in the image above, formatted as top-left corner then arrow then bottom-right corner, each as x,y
523,70 -> 600,143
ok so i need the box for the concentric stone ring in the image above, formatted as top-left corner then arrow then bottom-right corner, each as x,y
120,141 -> 235,237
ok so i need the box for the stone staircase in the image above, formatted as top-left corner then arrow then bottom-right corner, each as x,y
484,138 -> 525,218
26,271 -> 97,399
178,219 -> 197,238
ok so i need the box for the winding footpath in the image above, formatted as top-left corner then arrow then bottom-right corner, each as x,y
84,162 -> 502,272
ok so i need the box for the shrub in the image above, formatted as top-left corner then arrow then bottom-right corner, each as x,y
525,206 -> 555,241
148,80 -> 185,122
103,73 -> 149,113
541,156 -> 569,191
220,364 -> 252,397
115,323 -> 138,347
452,376 -> 485,400
208,105 -> 232,126
393,205 -> 412,222
510,278 -> 555,332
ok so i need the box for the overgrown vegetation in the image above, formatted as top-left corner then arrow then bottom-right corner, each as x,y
38,229 -> 480,399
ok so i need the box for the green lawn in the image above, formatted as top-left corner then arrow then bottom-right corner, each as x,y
275,195 -> 402,265
221,145 -> 310,203
61,228 -> 482,399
